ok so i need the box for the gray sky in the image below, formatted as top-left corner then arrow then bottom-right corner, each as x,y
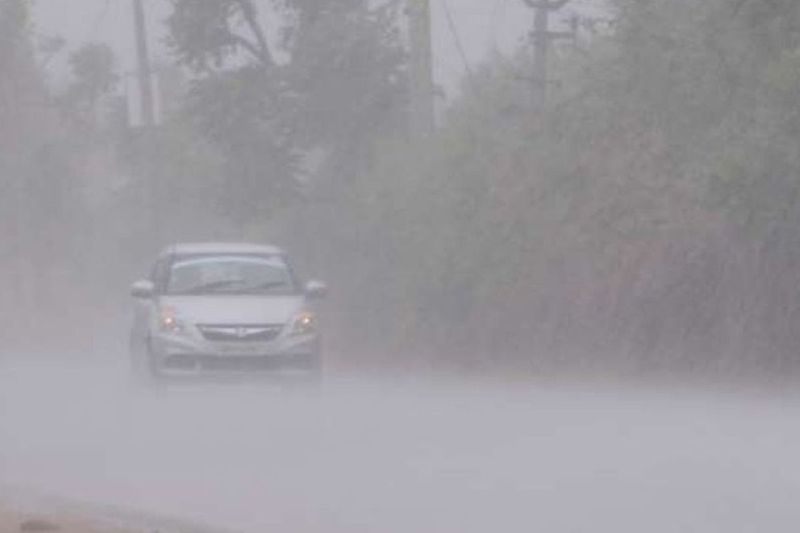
32,1 -> 605,101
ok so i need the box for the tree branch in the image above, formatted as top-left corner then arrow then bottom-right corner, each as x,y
230,33 -> 267,65
233,0 -> 274,67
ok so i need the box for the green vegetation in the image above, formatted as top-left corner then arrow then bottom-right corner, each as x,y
5,0 -> 800,373
283,0 -> 800,373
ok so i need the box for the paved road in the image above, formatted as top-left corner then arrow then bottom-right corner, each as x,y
1,357 -> 799,533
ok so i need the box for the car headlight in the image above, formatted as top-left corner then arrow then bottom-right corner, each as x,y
159,306 -> 186,333
289,311 -> 316,336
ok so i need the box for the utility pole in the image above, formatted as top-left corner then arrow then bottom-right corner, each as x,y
408,0 -> 434,137
523,0 -> 572,107
132,0 -> 162,242
132,0 -> 155,127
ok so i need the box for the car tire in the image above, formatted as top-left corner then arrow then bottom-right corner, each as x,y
129,335 -> 164,389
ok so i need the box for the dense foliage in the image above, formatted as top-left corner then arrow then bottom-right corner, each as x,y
167,0 -> 407,221
7,0 -> 800,375
277,0 -> 800,374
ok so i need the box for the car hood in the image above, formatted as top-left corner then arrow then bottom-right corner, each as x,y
159,294 -> 306,325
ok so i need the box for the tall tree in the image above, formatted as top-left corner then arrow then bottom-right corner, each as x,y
166,0 -> 407,221
168,0 -> 295,224
62,42 -> 118,128
284,0 -> 407,186
167,0 -> 275,70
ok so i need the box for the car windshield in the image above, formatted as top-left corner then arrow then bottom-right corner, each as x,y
165,254 -> 296,295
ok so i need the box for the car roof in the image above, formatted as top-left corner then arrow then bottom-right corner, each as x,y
160,242 -> 285,257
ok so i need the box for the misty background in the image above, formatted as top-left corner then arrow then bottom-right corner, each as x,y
33,0 -> 602,97
2,0 -> 800,379
5,3 -> 800,532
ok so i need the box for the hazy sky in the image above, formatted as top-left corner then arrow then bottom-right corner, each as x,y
32,1 -> 604,101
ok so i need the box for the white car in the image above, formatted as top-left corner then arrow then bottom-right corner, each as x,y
129,242 -> 326,381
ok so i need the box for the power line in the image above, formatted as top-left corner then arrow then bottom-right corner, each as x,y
441,0 -> 475,87
408,0 -> 435,136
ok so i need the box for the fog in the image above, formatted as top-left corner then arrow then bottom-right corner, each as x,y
33,0 -> 530,96
4,0 -> 800,531
3,358 -> 800,533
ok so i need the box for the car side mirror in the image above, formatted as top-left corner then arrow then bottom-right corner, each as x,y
131,280 -> 155,299
304,280 -> 328,299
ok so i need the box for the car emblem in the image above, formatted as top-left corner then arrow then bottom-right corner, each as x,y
236,327 -> 248,338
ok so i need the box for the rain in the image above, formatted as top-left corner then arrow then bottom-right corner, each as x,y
2,1 -> 800,532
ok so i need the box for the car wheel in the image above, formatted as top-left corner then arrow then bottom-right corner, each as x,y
129,335 -> 164,389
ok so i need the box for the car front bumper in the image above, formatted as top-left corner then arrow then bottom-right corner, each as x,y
150,331 -> 321,377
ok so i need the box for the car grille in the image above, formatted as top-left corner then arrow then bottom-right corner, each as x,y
163,354 -> 316,372
198,324 -> 284,342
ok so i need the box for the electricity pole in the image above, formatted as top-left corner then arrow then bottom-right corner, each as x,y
523,0 -> 572,107
408,0 -> 434,137
132,0 -> 162,242
132,0 -> 155,127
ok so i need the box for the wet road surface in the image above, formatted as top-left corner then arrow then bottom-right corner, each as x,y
1,357 -> 799,533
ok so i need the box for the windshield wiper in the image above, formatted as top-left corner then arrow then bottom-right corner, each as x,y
178,279 -> 247,294
232,280 -> 289,293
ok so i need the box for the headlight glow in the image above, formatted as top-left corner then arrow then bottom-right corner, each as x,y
290,311 -> 316,336
159,306 -> 185,333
